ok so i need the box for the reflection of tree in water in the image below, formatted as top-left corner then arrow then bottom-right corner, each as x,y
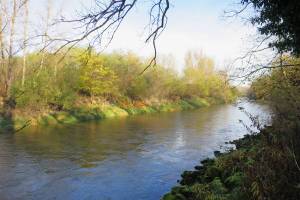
10,104 -> 268,170
11,114 -> 179,167
11,108 -> 219,167
13,119 -> 146,168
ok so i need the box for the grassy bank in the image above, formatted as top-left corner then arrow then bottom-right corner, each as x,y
163,126 -> 300,200
1,97 -> 212,131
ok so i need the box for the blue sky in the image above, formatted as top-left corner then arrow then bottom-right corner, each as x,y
30,0 -> 255,72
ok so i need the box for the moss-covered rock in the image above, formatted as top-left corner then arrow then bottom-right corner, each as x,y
52,112 -> 78,124
178,100 -> 195,110
101,105 -> 128,118
186,98 -> 210,108
38,114 -> 58,125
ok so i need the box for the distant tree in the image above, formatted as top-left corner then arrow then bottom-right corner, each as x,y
78,52 -> 119,98
183,52 -> 215,98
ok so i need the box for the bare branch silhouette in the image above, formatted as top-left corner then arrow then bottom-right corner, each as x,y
52,0 -> 170,72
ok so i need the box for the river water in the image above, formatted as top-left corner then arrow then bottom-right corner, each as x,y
0,100 -> 270,200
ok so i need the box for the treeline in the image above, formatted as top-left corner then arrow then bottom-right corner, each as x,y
10,49 -> 237,112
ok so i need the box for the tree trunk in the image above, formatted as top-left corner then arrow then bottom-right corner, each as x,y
22,0 -> 29,87
39,0 -> 51,72
0,0 -> 6,92
0,0 -> 17,133
0,96 -> 15,133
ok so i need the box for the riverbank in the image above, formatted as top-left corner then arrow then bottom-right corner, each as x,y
1,97 -> 214,131
162,125 -> 300,200
163,65 -> 300,200
0,99 -> 263,199
0,50 -> 239,133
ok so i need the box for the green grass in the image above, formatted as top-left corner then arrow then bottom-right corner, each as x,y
38,114 -> 58,125
100,105 -> 128,118
186,98 -> 210,108
2,98 -> 214,129
52,112 -> 78,124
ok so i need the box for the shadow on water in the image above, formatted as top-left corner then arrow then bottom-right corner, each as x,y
0,100 -> 270,200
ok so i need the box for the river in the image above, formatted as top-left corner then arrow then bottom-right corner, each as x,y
0,100 -> 270,200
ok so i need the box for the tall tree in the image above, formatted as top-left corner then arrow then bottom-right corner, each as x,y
0,0 -> 5,87
241,0 -> 300,55
0,0 -> 29,132
39,0 -> 51,72
0,0 -> 18,132
22,0 -> 29,87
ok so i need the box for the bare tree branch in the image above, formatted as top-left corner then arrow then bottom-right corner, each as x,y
223,2 -> 251,18
51,0 -> 170,73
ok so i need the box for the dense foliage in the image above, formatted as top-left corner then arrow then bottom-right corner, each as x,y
241,0 -> 300,55
0,49 -> 238,129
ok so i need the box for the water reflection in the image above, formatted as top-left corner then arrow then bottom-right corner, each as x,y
0,101 -> 270,200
